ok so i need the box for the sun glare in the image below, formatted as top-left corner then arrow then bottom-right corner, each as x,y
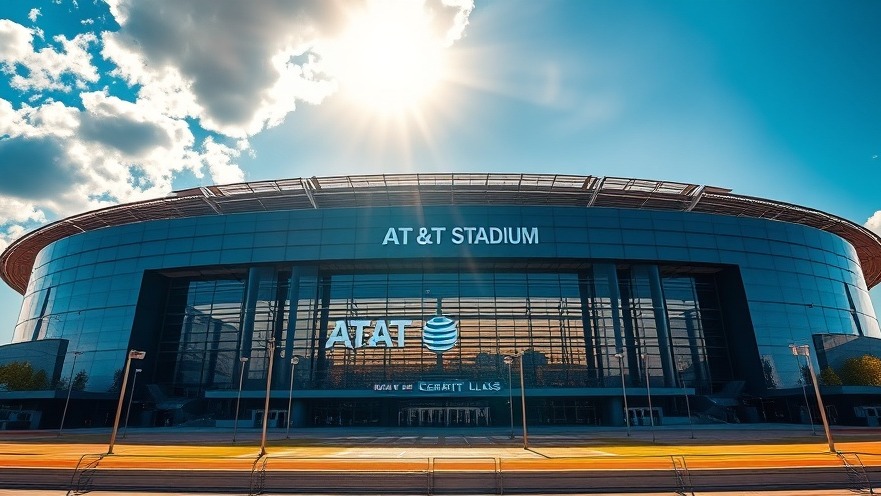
328,2 -> 447,115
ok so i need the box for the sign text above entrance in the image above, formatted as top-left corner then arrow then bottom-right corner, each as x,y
382,226 -> 540,246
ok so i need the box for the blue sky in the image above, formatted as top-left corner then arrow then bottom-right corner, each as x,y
0,0 -> 879,344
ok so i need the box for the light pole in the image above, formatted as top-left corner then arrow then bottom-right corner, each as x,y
792,349 -> 817,435
233,356 -> 249,443
108,349 -> 145,454
259,338 -> 276,457
504,355 -> 514,439
642,353 -> 656,443
58,351 -> 83,437
677,360 -> 695,439
613,352 -> 630,437
790,344 -> 835,452
517,352 -> 529,449
286,355 -> 300,439
122,368 -> 142,439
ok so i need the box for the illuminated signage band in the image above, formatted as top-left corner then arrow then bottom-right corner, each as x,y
372,381 -> 502,393
382,226 -> 539,246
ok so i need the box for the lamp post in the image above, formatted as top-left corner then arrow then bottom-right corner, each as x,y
503,355 -> 514,439
613,352 -> 630,437
790,344 -> 835,452
677,360 -> 695,439
259,338 -> 276,457
286,355 -> 300,439
792,349 -> 817,435
122,368 -> 142,439
233,356 -> 249,443
517,353 -> 529,449
108,349 -> 145,454
58,351 -> 83,437
642,353 -> 656,443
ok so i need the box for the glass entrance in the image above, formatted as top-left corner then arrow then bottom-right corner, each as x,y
399,406 -> 490,427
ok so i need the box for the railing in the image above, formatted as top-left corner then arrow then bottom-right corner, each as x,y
839,452 -> 877,494
66,453 -> 104,495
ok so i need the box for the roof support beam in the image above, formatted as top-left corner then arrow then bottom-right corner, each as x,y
588,177 -> 605,206
302,178 -> 319,209
199,187 -> 222,214
686,185 -> 705,212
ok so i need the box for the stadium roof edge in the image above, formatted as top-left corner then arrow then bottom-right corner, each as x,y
2,172 -> 880,294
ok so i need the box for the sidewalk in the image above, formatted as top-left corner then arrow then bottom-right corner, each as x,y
1,424 -> 879,494
2,424 -> 880,469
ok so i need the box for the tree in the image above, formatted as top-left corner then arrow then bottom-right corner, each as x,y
799,365 -> 812,386
57,370 -> 90,391
761,356 -> 778,389
0,361 -> 49,391
108,369 -> 122,393
838,355 -> 881,386
31,370 -> 48,390
819,366 -> 842,386
72,370 -> 89,391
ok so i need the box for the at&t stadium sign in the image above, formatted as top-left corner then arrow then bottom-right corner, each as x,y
382,226 -> 539,246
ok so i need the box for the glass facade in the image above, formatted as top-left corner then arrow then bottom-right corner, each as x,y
9,205 -> 879,419
153,264 -> 727,396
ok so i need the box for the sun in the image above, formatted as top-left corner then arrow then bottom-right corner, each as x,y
325,2 -> 448,116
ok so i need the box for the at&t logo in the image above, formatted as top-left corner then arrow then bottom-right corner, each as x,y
422,315 -> 458,353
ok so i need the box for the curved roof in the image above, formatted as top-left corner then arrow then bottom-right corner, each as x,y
2,173 -> 880,293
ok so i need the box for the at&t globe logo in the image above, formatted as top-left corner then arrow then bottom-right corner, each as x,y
422,314 -> 458,353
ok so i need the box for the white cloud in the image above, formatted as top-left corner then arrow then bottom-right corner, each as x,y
0,20 -> 99,92
0,198 -> 46,252
429,0 -> 474,46
0,224 -> 31,252
0,0 -> 474,249
866,211 -> 881,236
102,1 -> 341,138
0,98 -> 26,136
0,197 -> 46,226
101,0 -> 474,138
0,94 -> 238,226
0,20 -> 34,62
201,137 -> 246,185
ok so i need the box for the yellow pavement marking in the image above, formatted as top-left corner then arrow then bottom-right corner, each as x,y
1,438 -> 880,472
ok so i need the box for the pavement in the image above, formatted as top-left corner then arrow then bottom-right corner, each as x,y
0,423 -> 880,494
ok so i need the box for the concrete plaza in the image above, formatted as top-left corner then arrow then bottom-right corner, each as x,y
0,424 -> 880,494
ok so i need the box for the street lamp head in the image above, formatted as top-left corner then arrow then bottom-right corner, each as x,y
503,355 -> 513,365
291,356 -> 300,365
612,352 -> 623,359
134,368 -> 142,373
240,356 -> 249,363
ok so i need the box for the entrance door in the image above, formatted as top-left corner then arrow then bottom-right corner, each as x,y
449,408 -> 469,427
399,406 -> 491,427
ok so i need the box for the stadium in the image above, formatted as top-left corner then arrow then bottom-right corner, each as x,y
1,173 -> 880,431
